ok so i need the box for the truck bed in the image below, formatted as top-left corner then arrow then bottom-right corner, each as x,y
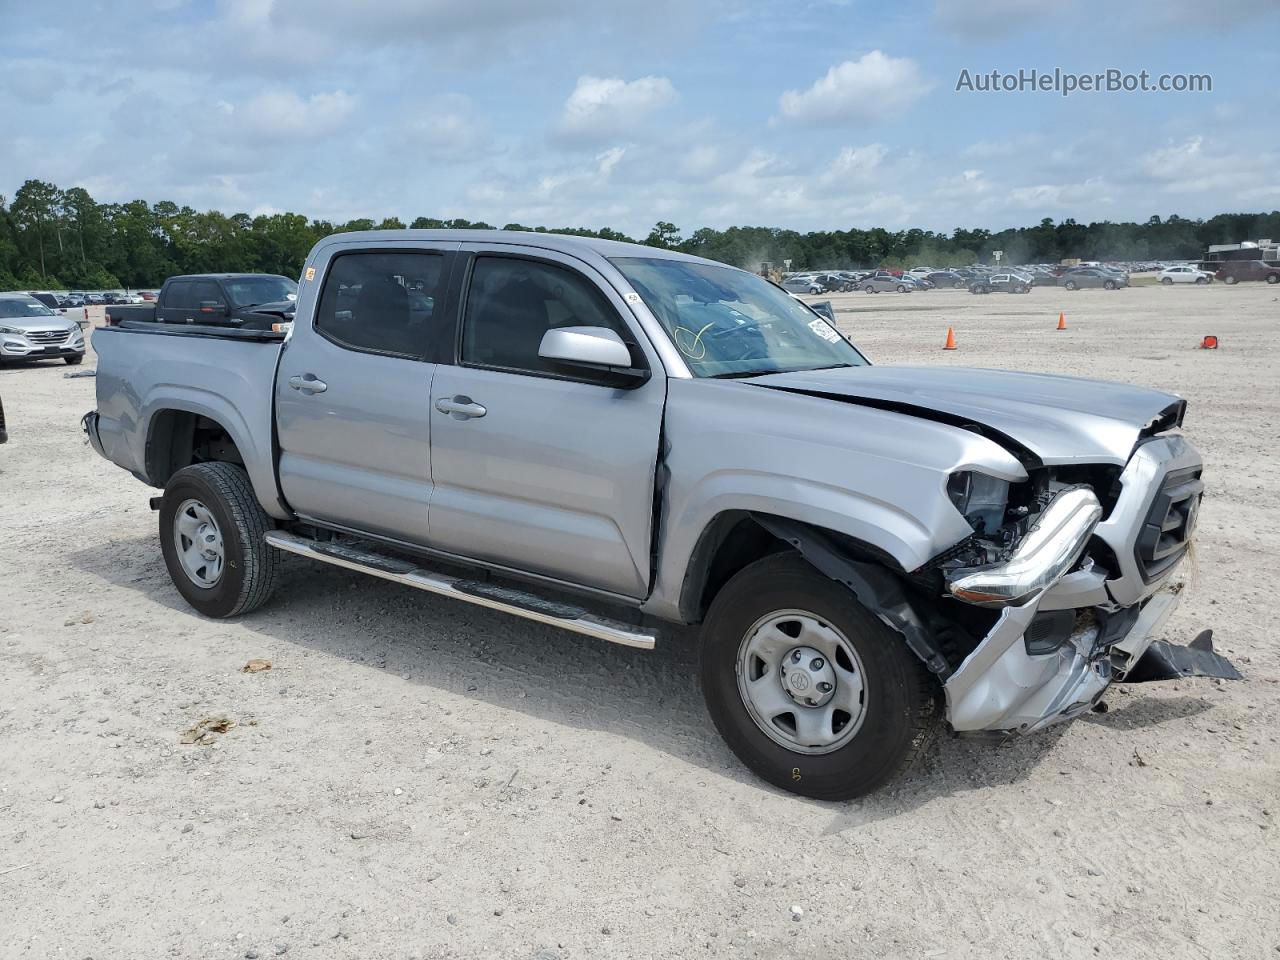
89,323 -> 289,518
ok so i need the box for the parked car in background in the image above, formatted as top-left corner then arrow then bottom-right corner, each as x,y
861,272 -> 914,293
1061,268 -> 1124,291
1216,260 -> 1280,285
106,273 -> 299,329
61,294 -> 85,308
140,290 -> 158,301
1158,266 -> 1213,285
0,293 -> 86,365
926,271 -> 967,289
84,293 -> 107,305
28,292 -> 72,314
83,228 -> 1232,800
969,273 -> 1032,294
781,276 -> 823,295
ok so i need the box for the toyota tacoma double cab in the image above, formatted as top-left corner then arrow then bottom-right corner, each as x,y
82,230 -> 1238,799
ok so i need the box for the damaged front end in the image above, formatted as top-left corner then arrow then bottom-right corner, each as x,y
935,434 -> 1240,734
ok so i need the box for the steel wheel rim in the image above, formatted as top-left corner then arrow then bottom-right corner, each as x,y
173,498 -> 224,588
735,610 -> 867,755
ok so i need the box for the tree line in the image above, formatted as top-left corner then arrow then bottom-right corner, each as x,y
3,178 -> 1278,291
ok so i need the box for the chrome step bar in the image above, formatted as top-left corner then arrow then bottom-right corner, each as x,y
264,530 -> 657,650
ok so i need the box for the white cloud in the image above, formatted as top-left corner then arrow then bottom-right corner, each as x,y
238,88 -> 357,137
777,52 -> 931,125
557,75 -> 677,141
822,144 -> 889,183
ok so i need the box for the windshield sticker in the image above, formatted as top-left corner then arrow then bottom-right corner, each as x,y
624,291 -> 641,304
304,267 -> 316,281
673,321 -> 716,360
808,319 -> 840,343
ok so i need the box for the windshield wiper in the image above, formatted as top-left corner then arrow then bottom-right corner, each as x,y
710,362 -> 856,380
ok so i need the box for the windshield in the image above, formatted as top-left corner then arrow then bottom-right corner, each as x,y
0,298 -> 55,319
611,257 -> 866,377
223,275 -> 298,308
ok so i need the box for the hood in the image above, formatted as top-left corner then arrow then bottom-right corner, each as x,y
746,365 -> 1185,465
241,299 -> 296,318
0,316 -> 78,334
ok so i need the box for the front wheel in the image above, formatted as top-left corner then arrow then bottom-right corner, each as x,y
1161,277 -> 1173,285
1267,274 -> 1279,284
1064,280 -> 1078,290
1195,277 -> 1207,284
159,462 -> 279,618
65,354 -> 84,365
699,553 -> 938,800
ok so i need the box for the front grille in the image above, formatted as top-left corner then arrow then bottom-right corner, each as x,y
1135,466 -> 1202,582
26,329 -> 71,344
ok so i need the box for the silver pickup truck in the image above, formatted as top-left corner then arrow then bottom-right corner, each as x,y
83,230 -> 1238,799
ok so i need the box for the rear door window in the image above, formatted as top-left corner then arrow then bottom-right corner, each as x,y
314,251 -> 445,358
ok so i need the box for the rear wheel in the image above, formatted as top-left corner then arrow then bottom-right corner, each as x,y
699,553 -> 938,800
1224,275 -> 1238,285
159,462 -> 279,618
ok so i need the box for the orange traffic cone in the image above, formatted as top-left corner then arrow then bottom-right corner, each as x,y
943,326 -> 957,350
1056,311 -> 1066,331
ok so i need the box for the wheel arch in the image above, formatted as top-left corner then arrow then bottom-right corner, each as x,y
677,511 -> 950,678
139,396 -> 289,519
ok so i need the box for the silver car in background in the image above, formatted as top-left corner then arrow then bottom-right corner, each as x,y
861,272 -> 915,293
0,293 -> 87,365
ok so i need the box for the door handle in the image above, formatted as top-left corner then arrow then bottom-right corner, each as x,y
435,395 -> 487,419
289,373 -> 328,394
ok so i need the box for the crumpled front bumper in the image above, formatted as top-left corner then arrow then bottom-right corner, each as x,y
943,435 -> 1240,734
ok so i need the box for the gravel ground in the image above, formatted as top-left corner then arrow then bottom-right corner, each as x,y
2,281 -> 1278,959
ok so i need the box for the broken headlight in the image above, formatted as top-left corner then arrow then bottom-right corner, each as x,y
946,487 -> 1103,607
947,470 -> 1010,533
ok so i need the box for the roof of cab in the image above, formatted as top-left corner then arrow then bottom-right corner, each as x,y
311,229 -> 725,268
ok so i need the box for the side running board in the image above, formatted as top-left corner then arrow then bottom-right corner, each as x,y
264,530 -> 657,650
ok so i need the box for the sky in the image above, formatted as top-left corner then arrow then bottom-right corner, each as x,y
1,0 -> 1277,238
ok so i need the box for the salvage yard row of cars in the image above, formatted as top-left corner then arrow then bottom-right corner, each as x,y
780,258 -> 1276,295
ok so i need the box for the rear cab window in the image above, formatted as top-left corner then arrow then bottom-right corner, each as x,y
314,251 -> 445,358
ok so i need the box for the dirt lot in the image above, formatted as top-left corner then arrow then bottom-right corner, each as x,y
2,282 -> 1278,959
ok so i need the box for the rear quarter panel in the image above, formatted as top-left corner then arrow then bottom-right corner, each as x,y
92,328 -> 288,518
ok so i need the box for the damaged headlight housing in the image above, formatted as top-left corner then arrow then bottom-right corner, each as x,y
946,487 -> 1103,607
947,470 -> 1010,533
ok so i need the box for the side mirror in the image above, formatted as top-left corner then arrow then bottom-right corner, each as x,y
538,326 -> 649,387
199,300 -> 228,316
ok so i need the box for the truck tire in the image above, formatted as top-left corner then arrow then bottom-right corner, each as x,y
699,553 -> 938,800
159,462 -> 279,618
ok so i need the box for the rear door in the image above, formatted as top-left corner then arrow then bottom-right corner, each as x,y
426,244 -> 666,598
275,240 -> 457,544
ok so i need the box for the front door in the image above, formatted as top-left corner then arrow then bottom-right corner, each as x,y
427,245 -> 666,598
275,242 -> 455,544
